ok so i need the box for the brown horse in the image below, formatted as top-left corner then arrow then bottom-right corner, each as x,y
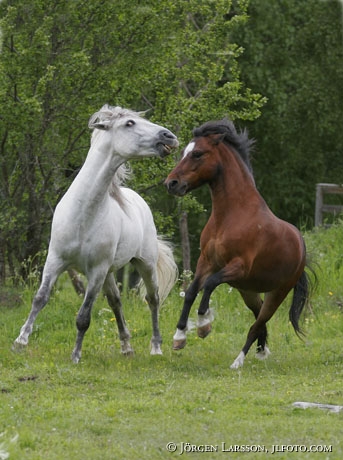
165,119 -> 312,368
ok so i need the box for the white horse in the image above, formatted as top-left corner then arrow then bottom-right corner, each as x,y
13,104 -> 179,362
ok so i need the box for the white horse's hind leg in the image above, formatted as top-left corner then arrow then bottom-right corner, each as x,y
146,290 -> 162,355
13,261 -> 61,349
103,273 -> 133,355
134,260 -> 162,355
71,278 -> 103,363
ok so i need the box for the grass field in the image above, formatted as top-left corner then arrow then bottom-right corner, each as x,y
1,224 -> 343,459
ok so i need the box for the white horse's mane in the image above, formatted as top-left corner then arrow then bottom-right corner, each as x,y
109,163 -> 131,203
89,104 -> 146,201
89,105 -> 146,133
89,104 -> 144,122
88,105 -> 137,202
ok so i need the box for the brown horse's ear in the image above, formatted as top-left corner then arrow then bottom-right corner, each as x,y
211,133 -> 225,145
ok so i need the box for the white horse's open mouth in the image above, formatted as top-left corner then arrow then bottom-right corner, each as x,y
158,140 -> 178,157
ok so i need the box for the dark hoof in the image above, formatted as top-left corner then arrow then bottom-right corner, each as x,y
197,323 -> 212,339
173,339 -> 186,350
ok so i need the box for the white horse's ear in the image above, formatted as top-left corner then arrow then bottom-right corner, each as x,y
89,120 -> 111,131
88,113 -> 112,131
88,104 -> 124,130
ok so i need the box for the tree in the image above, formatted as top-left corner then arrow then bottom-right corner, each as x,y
233,0 -> 343,227
0,0 -> 265,282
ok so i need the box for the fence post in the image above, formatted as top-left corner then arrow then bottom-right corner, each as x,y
315,183 -> 343,226
315,184 -> 323,226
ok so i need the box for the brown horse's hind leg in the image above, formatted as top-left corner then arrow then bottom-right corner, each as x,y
238,290 -> 268,359
231,288 -> 290,369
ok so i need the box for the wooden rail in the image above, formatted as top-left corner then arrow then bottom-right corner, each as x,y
315,183 -> 343,226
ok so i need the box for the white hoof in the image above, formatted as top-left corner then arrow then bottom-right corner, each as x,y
120,340 -> 134,356
230,351 -> 245,369
150,344 -> 163,355
71,351 -> 81,364
255,346 -> 271,361
12,337 -> 28,351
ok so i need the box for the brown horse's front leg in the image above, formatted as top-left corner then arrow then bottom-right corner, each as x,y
173,278 -> 200,350
197,262 -> 245,339
197,272 -> 223,339
197,309 -> 214,338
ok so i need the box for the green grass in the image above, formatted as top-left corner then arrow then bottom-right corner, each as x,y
1,225 -> 343,459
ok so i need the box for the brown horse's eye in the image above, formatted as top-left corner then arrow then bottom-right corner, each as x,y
192,151 -> 204,159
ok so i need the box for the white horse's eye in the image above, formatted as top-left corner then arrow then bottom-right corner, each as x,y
126,119 -> 135,127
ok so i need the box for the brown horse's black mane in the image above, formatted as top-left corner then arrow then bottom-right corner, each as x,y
193,118 -> 254,172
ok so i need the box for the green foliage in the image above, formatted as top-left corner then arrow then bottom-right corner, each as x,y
233,0 -> 343,226
0,0 -> 265,279
4,0 -> 341,276
1,225 -> 343,459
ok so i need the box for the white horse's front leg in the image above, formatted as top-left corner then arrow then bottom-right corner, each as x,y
150,340 -> 163,355
13,272 -> 57,351
13,320 -> 33,349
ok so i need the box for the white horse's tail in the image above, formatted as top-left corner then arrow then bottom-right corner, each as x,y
156,237 -> 178,304
139,237 -> 178,305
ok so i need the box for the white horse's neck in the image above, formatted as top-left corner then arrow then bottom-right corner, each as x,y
65,139 -> 123,213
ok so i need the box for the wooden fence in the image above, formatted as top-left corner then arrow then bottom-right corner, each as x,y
315,183 -> 343,226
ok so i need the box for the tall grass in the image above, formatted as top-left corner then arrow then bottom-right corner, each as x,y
0,224 -> 343,459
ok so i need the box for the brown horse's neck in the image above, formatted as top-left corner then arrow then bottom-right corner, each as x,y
209,146 -> 262,216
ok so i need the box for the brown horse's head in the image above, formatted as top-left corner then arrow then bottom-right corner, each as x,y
165,119 -> 254,196
165,135 -> 224,196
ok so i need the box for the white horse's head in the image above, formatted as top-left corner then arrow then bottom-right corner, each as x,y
88,104 -> 178,159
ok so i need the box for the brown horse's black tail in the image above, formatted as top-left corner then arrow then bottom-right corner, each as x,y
289,270 -> 311,336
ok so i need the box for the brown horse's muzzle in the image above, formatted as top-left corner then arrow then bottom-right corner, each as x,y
164,177 -> 188,196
